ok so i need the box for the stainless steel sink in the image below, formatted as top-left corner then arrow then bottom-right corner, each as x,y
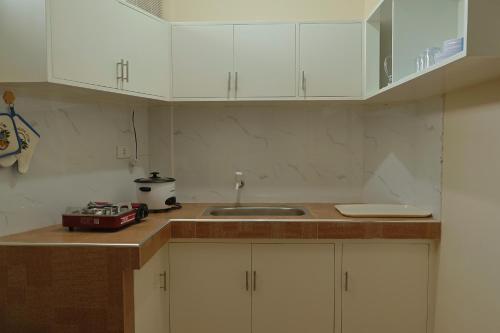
204,206 -> 308,217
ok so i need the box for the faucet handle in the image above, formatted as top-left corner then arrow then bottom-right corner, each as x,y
235,171 -> 245,190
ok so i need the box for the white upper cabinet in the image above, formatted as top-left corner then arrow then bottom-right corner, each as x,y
0,0 -> 171,100
0,0 -> 49,82
234,24 -> 296,98
117,1 -> 171,98
50,0 -> 122,90
172,25 -> 234,98
299,23 -> 363,97
3,1 -> 500,103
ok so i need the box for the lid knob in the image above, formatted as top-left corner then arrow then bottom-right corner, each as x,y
150,172 -> 160,179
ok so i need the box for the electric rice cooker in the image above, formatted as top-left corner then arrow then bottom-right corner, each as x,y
134,172 -> 178,212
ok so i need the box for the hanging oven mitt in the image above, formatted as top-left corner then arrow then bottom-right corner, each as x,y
13,112 -> 40,174
0,110 -> 21,168
0,91 -> 21,168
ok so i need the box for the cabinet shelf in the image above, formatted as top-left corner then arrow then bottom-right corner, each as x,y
365,0 -> 500,104
366,53 -> 500,103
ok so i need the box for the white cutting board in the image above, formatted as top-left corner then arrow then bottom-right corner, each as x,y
335,204 -> 432,218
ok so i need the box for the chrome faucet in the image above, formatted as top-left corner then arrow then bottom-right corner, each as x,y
235,171 -> 245,206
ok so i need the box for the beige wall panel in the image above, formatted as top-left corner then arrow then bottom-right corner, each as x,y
435,79 -> 500,333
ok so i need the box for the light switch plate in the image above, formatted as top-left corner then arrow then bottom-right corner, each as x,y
116,145 -> 131,159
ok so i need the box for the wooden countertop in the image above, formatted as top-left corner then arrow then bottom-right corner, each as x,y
0,203 -> 440,269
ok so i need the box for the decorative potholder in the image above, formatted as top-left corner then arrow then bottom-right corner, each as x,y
13,112 -> 40,174
0,111 -> 21,167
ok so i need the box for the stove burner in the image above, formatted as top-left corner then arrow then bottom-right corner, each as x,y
62,202 -> 149,231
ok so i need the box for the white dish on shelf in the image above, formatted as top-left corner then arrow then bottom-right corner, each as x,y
439,37 -> 464,60
335,204 -> 433,218
443,37 -> 464,47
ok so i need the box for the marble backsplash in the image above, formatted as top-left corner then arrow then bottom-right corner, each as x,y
362,98 -> 443,217
0,86 -> 149,236
165,102 -> 365,203
150,98 -> 443,217
0,89 -> 443,237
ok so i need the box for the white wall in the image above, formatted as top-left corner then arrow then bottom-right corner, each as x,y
149,99 -> 443,215
434,79 -> 500,333
0,86 -> 149,236
162,0 -> 365,21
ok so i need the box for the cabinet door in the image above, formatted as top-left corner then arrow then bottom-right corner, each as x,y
299,23 -> 362,97
342,243 -> 429,333
170,243 -> 251,333
234,24 -> 296,98
134,245 -> 169,333
251,244 -> 335,333
49,0 -> 121,89
118,2 -> 170,98
172,25 -> 234,98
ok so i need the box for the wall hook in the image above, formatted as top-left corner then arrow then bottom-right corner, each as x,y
2,91 -> 16,115
3,90 -> 15,106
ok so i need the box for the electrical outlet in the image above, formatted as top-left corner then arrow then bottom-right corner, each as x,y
116,145 -> 131,159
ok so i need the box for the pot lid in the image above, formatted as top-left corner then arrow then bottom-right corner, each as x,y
134,172 -> 175,184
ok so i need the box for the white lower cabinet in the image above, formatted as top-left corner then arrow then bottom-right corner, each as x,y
341,243 -> 429,333
169,243 -> 252,333
134,245 -> 169,333
169,243 -> 335,333
251,244 -> 335,333
167,242 -> 431,333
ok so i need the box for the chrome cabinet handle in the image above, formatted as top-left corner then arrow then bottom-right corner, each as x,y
245,271 -> 249,291
117,60 -> 124,89
124,60 -> 129,83
253,271 -> 256,291
301,70 -> 306,92
235,72 -> 238,96
344,272 -> 349,292
116,60 -> 123,81
160,271 -> 167,292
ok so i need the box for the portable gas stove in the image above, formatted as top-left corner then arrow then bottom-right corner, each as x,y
62,202 -> 149,231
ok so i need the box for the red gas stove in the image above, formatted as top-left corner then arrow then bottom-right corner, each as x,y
62,202 -> 149,231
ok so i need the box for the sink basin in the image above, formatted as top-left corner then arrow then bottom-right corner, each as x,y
204,206 -> 308,217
